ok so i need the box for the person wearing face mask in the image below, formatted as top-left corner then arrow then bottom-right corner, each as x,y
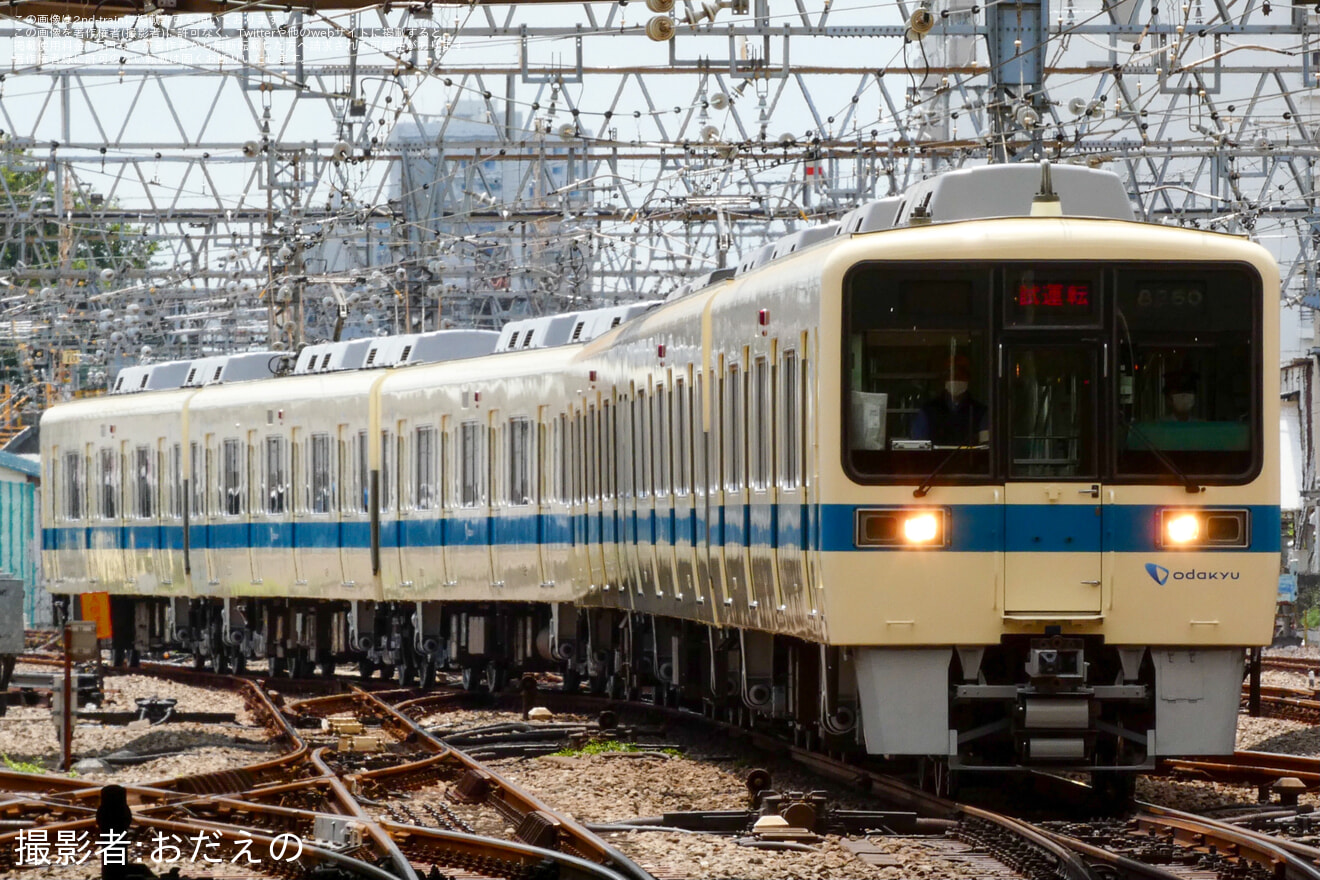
1162,371 -> 1199,421
912,354 -> 989,446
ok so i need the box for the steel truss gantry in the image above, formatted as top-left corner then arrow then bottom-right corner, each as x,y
0,0 -> 1317,397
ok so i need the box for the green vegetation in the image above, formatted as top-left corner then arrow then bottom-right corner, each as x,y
550,740 -> 680,757
2,754 -> 46,774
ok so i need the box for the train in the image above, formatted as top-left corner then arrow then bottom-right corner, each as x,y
40,163 -> 1280,789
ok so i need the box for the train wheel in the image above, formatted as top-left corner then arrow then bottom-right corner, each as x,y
563,666 -> 581,694
461,664 -> 482,692
588,673 -> 608,696
318,651 -> 335,679
231,652 -> 246,675
127,649 -> 141,669
419,659 -> 437,689
271,656 -> 288,678
486,662 -> 508,694
358,658 -> 376,680
192,652 -> 205,671
209,650 -> 230,675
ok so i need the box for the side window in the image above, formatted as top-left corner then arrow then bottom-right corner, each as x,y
380,431 -> 393,512
64,451 -> 84,521
727,364 -> 745,491
170,443 -> 183,518
415,426 -> 436,510
637,392 -> 650,498
265,436 -> 288,514
311,433 -> 333,514
653,386 -> 668,497
507,418 -> 532,506
134,445 -> 152,519
191,442 -> 205,516
356,431 -> 369,513
222,438 -> 243,516
676,379 -> 690,496
782,352 -> 801,488
197,442 -> 210,516
753,357 -> 771,490
99,447 -> 118,520
460,421 -> 483,507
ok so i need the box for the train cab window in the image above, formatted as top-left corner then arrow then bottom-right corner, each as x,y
844,266 -> 992,481
311,433 -> 333,514
64,451 -> 84,521
265,436 -> 288,514
1114,267 -> 1258,480
507,418 -> 532,506
415,427 -> 437,510
460,421 -> 484,507
1007,347 -> 1096,478
99,448 -> 119,520
222,439 -> 243,516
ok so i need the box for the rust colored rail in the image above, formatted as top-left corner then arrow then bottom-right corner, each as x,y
1160,750 -> 1320,789
1136,804 -> 1320,880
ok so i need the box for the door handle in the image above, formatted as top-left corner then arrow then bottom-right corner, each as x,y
1078,484 -> 1099,498
1080,579 -> 1102,585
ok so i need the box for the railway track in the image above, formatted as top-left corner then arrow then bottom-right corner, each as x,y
2,654 -> 1318,880
1243,684 -> 1320,723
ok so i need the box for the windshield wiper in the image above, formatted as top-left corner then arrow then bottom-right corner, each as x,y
1120,415 -> 1204,494
913,444 -> 986,498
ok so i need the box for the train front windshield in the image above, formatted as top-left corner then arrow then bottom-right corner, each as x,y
843,262 -> 1260,484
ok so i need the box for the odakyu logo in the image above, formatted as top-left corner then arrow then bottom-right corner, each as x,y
1144,562 -> 1239,585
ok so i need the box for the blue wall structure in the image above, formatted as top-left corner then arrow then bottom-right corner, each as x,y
0,451 -> 43,628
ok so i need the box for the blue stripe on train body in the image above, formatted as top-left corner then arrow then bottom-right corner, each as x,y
42,504 -> 1282,555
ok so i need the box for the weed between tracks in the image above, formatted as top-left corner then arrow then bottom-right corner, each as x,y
550,740 -> 680,758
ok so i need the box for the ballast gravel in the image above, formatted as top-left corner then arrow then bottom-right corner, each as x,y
0,666 -> 274,785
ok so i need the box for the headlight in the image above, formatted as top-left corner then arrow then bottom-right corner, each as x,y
1165,513 -> 1200,545
903,512 -> 941,544
1158,509 -> 1250,549
855,508 -> 948,548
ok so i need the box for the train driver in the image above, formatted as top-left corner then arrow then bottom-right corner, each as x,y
1162,370 -> 1199,422
912,354 -> 989,446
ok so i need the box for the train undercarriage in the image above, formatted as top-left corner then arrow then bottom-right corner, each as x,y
60,595 -> 1181,789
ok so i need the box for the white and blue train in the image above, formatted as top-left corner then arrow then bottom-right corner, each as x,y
41,164 -> 1280,781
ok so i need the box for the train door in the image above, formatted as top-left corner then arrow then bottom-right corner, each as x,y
1002,342 -> 1103,616
296,430 -> 338,590
438,419 -> 457,588
288,428 -> 308,589
203,435 -> 223,589
399,423 -> 438,596
245,430 -> 260,587
486,413 -> 500,589
747,356 -> 781,612
671,375 -> 700,606
339,427 -> 373,591
690,375 -> 712,615
776,349 -> 809,614
619,394 -> 641,599
377,425 -> 405,596
651,380 -> 677,600
584,401 -> 603,590
722,359 -> 752,619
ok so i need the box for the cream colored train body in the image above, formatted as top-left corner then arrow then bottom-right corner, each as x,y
41,164 -> 1278,773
